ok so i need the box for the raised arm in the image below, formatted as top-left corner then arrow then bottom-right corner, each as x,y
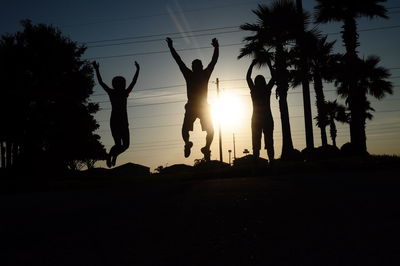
126,61 -> 140,94
166,37 -> 190,76
247,59 -> 256,90
266,57 -> 276,88
92,61 -> 111,93
205,38 -> 219,73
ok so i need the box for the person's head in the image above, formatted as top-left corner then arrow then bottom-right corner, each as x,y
254,75 -> 268,90
112,76 -> 126,90
192,59 -> 203,73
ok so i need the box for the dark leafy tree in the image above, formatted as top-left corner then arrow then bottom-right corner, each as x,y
314,0 -> 389,153
0,20 -> 106,171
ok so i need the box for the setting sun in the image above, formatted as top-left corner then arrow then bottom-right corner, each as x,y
211,91 -> 247,131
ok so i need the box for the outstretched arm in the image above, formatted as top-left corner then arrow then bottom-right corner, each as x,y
92,61 -> 111,93
247,59 -> 256,90
205,38 -> 219,73
266,57 -> 276,88
126,61 -> 140,94
166,37 -> 190,76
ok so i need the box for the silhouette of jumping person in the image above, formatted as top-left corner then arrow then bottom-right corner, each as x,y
166,37 -> 219,161
92,61 -> 140,167
247,59 -> 275,162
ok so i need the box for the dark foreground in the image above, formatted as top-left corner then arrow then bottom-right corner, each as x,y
1,170 -> 400,265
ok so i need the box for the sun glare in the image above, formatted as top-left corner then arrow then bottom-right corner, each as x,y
211,91 -> 247,131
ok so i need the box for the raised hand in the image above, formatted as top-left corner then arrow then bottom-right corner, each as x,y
166,37 -> 173,47
211,38 -> 219,48
134,61 -> 140,69
92,61 -> 99,69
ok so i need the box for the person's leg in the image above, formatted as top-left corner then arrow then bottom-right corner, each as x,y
264,127 -> 274,162
111,127 -> 130,166
109,137 -> 122,168
252,116 -> 262,158
200,127 -> 214,161
205,128 -> 214,150
200,105 -> 213,161
108,122 -> 122,168
182,105 -> 195,158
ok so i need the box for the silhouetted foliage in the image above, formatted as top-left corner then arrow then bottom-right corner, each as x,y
194,158 -> 206,166
334,55 -> 393,149
290,31 -> 339,146
318,100 -> 348,147
314,0 -> 389,154
0,20 -> 105,171
154,165 -> 164,173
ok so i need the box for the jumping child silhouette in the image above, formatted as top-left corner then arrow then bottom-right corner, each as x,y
247,59 -> 275,162
166,37 -> 219,161
92,61 -> 140,167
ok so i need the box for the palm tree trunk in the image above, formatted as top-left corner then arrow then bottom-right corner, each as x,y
296,0 -> 314,150
343,17 -> 367,154
330,120 -> 337,147
12,141 -> 19,166
1,141 -> 5,168
275,45 -> 294,159
313,72 -> 328,146
6,140 -> 12,168
278,92 -> 294,158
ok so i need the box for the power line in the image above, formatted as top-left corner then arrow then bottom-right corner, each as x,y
87,30 -> 241,48
96,109 -> 400,133
85,42 -> 242,60
91,69 -> 399,97
94,92 -> 187,104
93,88 -> 400,111
85,26 -> 239,44
99,99 -> 185,111
62,0 -> 260,28
84,24 -> 400,60
92,84 -> 186,97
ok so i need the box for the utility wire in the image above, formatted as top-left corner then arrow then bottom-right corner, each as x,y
96,109 -> 400,133
85,43 -> 242,60
84,24 -> 400,51
88,30 -> 242,48
62,0 -> 261,28
85,26 -> 240,44
84,24 -> 400,59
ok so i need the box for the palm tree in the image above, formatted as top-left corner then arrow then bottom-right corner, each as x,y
296,0 -> 314,150
239,0 -> 303,159
335,55 -> 393,146
291,32 -> 337,146
321,100 -> 348,147
314,0 -> 388,154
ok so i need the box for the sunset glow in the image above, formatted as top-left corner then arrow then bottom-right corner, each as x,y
211,91 -> 247,132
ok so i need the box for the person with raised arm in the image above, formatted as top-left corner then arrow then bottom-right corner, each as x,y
247,58 -> 275,162
92,61 -> 140,167
166,37 -> 219,161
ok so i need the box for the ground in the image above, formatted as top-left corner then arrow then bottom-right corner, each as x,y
1,169 -> 400,265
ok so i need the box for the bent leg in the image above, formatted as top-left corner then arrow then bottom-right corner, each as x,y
111,127 -> 130,166
108,124 -> 122,167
